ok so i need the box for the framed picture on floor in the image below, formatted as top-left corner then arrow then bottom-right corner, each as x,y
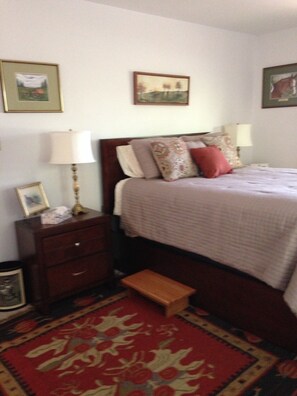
0,267 -> 26,310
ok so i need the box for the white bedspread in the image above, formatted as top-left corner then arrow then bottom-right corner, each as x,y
118,166 -> 297,316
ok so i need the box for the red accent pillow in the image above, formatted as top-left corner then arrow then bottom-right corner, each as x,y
190,146 -> 233,178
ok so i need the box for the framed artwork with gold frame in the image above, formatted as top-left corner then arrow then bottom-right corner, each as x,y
0,59 -> 63,112
16,182 -> 50,217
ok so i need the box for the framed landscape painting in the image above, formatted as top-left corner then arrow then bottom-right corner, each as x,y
16,182 -> 50,217
262,63 -> 297,108
134,71 -> 190,105
0,60 -> 63,112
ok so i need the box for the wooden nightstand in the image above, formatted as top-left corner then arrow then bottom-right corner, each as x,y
15,209 -> 113,314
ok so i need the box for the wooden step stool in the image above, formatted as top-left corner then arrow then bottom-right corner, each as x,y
121,269 -> 196,317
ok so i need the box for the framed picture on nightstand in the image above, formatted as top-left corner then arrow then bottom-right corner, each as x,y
16,182 -> 50,217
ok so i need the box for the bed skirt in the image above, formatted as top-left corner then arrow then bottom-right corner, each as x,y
112,217 -> 297,352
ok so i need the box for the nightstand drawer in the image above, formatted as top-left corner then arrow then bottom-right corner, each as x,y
15,209 -> 113,313
43,225 -> 107,267
47,253 -> 111,298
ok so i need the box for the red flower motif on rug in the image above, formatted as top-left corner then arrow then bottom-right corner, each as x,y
12,319 -> 38,334
0,291 -> 296,395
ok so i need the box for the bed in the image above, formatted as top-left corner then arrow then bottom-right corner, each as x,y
99,133 -> 297,352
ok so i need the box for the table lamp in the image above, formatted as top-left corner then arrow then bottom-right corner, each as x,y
223,124 -> 252,157
49,130 -> 95,215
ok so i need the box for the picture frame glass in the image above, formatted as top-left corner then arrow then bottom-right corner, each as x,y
0,269 -> 26,310
262,63 -> 297,108
134,72 -> 190,105
16,182 -> 50,217
0,60 -> 63,112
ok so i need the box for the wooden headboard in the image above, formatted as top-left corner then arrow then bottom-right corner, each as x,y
99,133 -> 208,214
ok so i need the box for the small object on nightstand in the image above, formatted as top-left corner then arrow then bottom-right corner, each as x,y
41,206 -> 72,224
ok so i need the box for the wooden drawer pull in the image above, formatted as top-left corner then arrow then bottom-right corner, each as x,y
72,270 -> 87,277
74,242 -> 80,247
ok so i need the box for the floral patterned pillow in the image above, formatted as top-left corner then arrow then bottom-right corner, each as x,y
201,133 -> 242,168
150,138 -> 197,181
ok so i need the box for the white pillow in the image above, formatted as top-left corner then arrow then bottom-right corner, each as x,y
116,145 -> 144,178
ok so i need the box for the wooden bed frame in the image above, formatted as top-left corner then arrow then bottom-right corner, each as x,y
99,135 -> 297,352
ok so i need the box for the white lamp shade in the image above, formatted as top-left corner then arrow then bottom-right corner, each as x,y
49,130 -> 95,164
223,124 -> 252,147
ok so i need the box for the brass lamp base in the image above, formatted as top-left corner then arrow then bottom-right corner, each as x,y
72,203 -> 88,216
71,163 -> 89,216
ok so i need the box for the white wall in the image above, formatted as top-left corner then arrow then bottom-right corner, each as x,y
0,0 -> 255,261
252,27 -> 297,167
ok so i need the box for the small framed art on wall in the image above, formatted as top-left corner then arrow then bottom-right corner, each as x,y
0,59 -> 63,112
262,63 -> 297,108
134,71 -> 190,105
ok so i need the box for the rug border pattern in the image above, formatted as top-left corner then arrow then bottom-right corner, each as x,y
178,310 -> 278,394
0,291 -> 279,395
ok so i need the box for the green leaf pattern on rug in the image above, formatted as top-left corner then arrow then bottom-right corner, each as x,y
26,311 -> 142,374
24,306 -> 215,395
77,348 -> 214,395
2,293 -> 293,396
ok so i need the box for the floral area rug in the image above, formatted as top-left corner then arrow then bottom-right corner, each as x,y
0,286 -> 296,396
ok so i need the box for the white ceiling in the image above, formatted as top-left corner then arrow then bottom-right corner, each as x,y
86,0 -> 297,35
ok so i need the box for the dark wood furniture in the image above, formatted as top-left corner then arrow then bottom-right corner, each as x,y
15,209 -> 113,314
99,135 -> 297,352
